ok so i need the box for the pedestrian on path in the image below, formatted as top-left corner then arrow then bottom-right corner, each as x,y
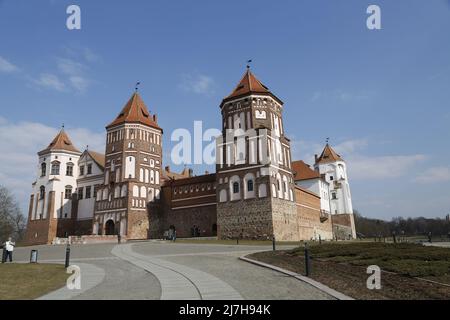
4,237 -> 15,263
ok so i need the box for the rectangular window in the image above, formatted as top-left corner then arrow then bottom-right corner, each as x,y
78,187 -> 84,200
51,163 -> 60,175
80,165 -> 85,176
86,186 -> 92,199
66,165 -> 73,176
64,187 -> 72,199
87,164 -> 92,175
332,193 -> 337,200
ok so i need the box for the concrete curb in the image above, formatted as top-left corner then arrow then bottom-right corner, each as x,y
239,256 -> 354,300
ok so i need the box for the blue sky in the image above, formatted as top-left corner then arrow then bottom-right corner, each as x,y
0,0 -> 449,220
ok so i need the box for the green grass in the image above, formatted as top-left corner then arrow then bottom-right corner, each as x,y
0,264 -> 69,300
291,242 -> 450,279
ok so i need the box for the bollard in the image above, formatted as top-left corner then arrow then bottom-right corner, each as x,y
304,243 -> 311,277
272,234 -> 276,251
319,235 -> 322,245
236,237 -> 239,245
30,250 -> 38,263
65,244 -> 71,268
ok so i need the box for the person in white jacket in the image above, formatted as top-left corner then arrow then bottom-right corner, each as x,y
4,237 -> 15,262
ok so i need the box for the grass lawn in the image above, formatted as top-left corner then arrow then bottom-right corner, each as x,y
0,263 -> 69,300
248,242 -> 450,300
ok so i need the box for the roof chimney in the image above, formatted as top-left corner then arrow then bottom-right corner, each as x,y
314,154 -> 318,163
188,168 -> 194,177
205,170 -> 209,175
153,114 -> 158,122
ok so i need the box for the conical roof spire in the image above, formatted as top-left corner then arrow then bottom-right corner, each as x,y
107,92 -> 161,130
315,144 -> 344,165
38,128 -> 80,155
221,68 -> 283,106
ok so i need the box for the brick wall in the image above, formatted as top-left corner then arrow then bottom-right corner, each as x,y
295,187 -> 333,240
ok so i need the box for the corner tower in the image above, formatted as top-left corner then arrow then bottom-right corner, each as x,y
93,92 -> 163,239
314,143 -> 356,239
216,68 -> 298,240
24,129 -> 82,245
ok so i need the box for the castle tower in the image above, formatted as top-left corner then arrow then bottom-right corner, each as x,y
216,68 -> 298,240
314,143 -> 356,239
93,92 -> 163,239
24,129 -> 82,244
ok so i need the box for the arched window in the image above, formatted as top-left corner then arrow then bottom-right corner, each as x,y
133,185 -> 139,197
140,186 -> 147,199
247,180 -> 254,192
233,182 -> 239,194
243,173 -> 255,199
41,163 -> 46,177
51,161 -> 60,175
39,186 -> 45,199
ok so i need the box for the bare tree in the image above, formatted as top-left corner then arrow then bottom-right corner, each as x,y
0,185 -> 24,243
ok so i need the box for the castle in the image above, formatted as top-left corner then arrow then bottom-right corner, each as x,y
24,69 -> 356,245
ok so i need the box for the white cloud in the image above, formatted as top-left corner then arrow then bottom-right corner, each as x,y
347,154 -> 427,180
291,138 -> 427,180
180,74 -> 215,95
414,166 -> 450,184
0,56 -> 19,73
0,118 -> 105,215
33,73 -> 66,92
57,58 -> 86,76
69,76 -> 90,93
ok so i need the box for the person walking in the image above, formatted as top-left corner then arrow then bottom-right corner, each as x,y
4,238 -> 15,263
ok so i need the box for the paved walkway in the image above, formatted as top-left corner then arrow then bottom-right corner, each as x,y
112,244 -> 243,300
37,263 -> 105,300
11,241 -> 334,300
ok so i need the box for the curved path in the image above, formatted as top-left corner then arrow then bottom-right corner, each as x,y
112,243 -> 243,300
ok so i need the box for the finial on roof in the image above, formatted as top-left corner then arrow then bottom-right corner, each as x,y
246,59 -> 252,70
326,137 -> 330,145
61,123 -> 65,130
86,145 -> 89,151
135,81 -> 141,92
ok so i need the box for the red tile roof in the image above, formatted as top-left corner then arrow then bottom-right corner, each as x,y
38,129 -> 80,155
292,160 -> 320,181
221,69 -> 283,106
107,92 -> 161,130
315,144 -> 343,164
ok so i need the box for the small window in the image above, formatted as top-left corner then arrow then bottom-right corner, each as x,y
41,163 -> 46,177
233,182 -> 240,194
330,176 -> 334,181
39,186 -> 45,199
247,180 -> 254,192
79,165 -> 85,176
66,164 -> 73,176
332,193 -> 337,200
78,187 -> 84,200
64,186 -> 72,199
86,186 -> 92,199
87,164 -> 92,175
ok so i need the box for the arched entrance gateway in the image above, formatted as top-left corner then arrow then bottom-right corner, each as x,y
105,220 -> 115,235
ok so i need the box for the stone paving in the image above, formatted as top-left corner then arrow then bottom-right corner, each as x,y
10,241 -> 334,300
